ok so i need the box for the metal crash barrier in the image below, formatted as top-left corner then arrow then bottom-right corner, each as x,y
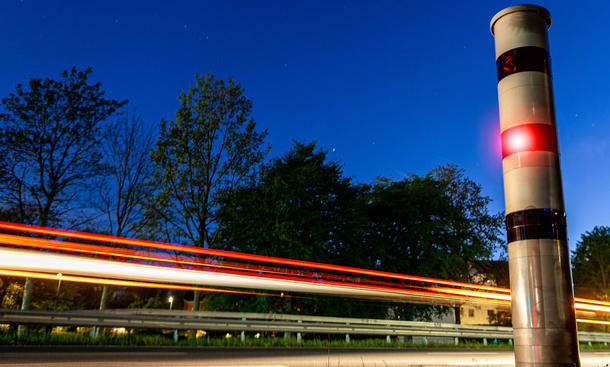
1,308 -> 609,345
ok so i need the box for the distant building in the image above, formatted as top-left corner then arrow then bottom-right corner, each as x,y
459,259 -> 511,326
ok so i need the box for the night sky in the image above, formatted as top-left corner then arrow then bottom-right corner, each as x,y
2,1 -> 609,251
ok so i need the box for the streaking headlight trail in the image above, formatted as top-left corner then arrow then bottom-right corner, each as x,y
0,221 -> 607,319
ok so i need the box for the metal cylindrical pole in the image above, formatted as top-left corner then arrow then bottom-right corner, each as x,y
490,5 -> 580,366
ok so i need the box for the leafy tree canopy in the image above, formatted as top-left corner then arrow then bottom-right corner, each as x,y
572,226 -> 610,300
217,140 -> 363,265
362,164 -> 503,320
364,164 -> 503,282
144,72 -> 269,247
214,141 -> 383,317
215,145 -> 502,318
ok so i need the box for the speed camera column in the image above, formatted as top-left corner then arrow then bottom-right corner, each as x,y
490,5 -> 580,367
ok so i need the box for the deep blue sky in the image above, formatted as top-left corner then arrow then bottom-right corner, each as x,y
2,1 -> 609,251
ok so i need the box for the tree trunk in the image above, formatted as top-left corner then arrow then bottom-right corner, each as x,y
192,290 -> 201,312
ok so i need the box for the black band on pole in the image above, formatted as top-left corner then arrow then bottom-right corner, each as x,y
497,46 -> 551,82
506,208 -> 566,243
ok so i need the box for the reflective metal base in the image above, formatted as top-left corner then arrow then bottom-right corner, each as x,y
508,238 -> 580,366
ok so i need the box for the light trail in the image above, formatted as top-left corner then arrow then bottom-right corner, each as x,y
430,287 -> 609,313
574,297 -> 610,307
573,302 -> 610,313
576,318 -> 610,326
0,221 -> 509,292
0,269 -> 284,297
428,287 -> 512,302
2,269 -> 606,327
0,247 -> 510,306
0,221 -> 607,314
3,268 -> 607,327
0,232 -> 461,290
0,230 -> 519,306
0,232 -> 521,305
0,233 -> 302,277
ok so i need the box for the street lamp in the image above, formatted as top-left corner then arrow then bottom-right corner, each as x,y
56,273 -> 62,294
168,295 -> 177,342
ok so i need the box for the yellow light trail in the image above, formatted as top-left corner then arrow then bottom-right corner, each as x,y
429,287 -> 610,313
576,318 -> 610,326
2,269 -> 607,326
429,287 -> 512,302
574,297 -> 610,307
0,269 -> 287,298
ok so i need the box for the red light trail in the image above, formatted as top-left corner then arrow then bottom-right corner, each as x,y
0,232 -> 447,290
0,221 -> 509,292
0,221 -> 607,316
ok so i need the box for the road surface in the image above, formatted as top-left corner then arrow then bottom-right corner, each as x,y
0,346 -> 609,366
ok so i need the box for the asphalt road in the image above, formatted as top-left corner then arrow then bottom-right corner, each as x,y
0,347 -> 609,367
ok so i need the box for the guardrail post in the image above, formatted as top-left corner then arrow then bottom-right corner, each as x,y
297,320 -> 302,343
345,322 -> 350,343
173,314 -> 179,343
241,317 -> 246,343
483,337 -> 487,346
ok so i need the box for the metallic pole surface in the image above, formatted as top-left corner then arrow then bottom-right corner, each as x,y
490,5 -> 580,366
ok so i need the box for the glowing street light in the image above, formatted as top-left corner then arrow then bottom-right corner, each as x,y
167,295 -> 178,342
56,272 -> 62,294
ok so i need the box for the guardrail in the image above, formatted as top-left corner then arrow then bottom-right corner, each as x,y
1,308 -> 608,346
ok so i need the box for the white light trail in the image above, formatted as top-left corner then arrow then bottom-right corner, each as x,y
0,247 -> 502,306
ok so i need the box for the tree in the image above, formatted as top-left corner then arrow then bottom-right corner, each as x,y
0,67 -> 127,229
572,226 -> 610,300
363,164 -> 503,320
144,72 -> 269,314
215,141 -> 386,317
430,164 -> 505,278
364,164 -> 502,281
218,141 -> 364,263
90,112 -> 154,326
95,111 -> 154,238
0,67 -> 126,319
